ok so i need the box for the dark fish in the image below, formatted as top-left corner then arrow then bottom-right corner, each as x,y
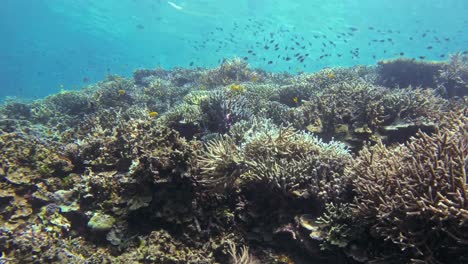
243,57 -> 248,60
439,54 -> 445,58
83,77 -> 90,83
409,37 -> 414,40
400,52 -> 405,56
268,60 -> 273,64
189,62 -> 194,66
264,45 -> 269,50
422,33 -> 427,37
285,57 -> 291,61
349,27 -> 358,31
368,26 -> 375,30
136,24 -> 145,30
248,50 -> 253,53
426,46 -> 433,49
419,56 -> 426,59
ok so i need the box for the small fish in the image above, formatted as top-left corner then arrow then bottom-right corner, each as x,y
149,111 -> 159,118
189,62 -> 194,66
292,97 -> 299,103
419,56 -> 426,59
268,61 -> 273,64
426,46 -> 433,49
136,24 -> 145,30
400,52 -> 405,56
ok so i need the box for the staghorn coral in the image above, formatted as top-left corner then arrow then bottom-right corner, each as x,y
198,119 -> 351,203
436,52 -> 468,97
227,241 -> 259,264
242,126 -> 352,202
298,80 -> 448,149
197,135 -> 245,190
348,113 -> 468,263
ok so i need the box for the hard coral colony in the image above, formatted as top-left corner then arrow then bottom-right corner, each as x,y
0,55 -> 467,263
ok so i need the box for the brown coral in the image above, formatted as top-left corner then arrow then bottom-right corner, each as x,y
349,112 -> 468,262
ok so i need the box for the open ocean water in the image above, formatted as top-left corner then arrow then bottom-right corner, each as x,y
0,0 -> 466,100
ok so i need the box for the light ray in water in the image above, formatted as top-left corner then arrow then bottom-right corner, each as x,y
167,1 -> 183,10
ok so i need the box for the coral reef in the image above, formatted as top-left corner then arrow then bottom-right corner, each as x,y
0,55 -> 465,263
376,58 -> 444,89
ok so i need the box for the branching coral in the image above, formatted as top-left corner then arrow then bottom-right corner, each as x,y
348,113 -> 468,262
197,135 -> 245,190
227,241 -> 259,264
242,126 -> 352,202
436,52 -> 468,97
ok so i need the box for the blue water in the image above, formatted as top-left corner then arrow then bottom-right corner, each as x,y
1,0 -> 467,100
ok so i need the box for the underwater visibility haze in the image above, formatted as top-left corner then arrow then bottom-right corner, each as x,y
0,0 -> 467,263
0,0 -> 467,99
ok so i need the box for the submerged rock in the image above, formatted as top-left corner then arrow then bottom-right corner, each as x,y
87,212 -> 116,232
